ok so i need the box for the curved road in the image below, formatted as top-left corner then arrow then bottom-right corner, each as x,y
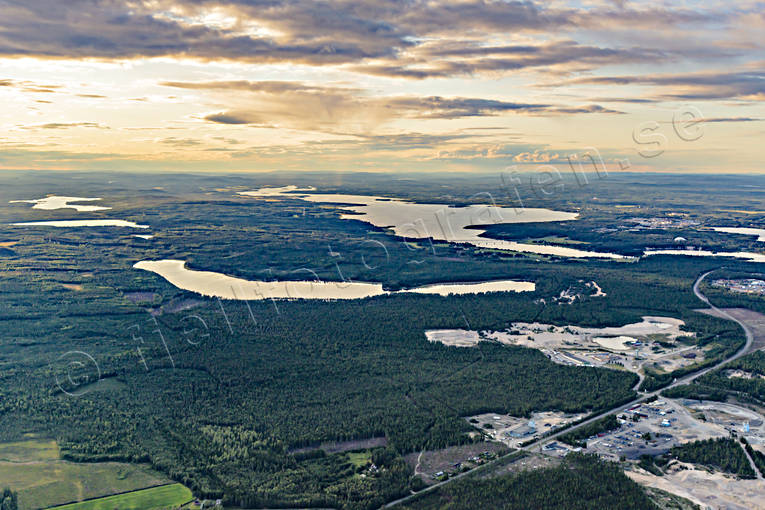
384,268 -> 757,508
527,269 -> 754,448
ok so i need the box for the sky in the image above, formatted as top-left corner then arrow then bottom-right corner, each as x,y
0,0 -> 763,173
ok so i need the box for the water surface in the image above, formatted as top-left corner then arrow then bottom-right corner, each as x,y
12,220 -> 149,228
134,260 -> 535,300
644,249 -> 765,263
239,187 -> 625,259
10,196 -> 110,212
712,227 -> 765,242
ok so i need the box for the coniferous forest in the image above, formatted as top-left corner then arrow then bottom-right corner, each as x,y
1,172 -> 761,508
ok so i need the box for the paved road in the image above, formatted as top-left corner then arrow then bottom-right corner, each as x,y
693,269 -> 755,358
523,269 -> 754,451
383,268 -> 756,508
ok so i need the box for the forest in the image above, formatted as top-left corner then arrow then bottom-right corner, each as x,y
399,453 -> 658,510
663,351 -> 765,404
559,415 -> 620,447
1,172 -> 761,508
669,438 -> 755,478
1,489 -> 17,510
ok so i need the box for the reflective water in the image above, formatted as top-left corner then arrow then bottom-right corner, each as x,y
712,227 -> 765,242
12,220 -> 149,228
643,249 -> 765,263
10,196 -> 110,212
134,260 -> 535,300
239,187 -> 625,259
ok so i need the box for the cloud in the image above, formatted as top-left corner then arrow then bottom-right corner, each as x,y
700,117 -> 764,123
563,70 -> 765,100
159,137 -> 203,147
0,0 -> 754,82
353,40 -> 666,79
385,96 -> 552,118
512,150 -> 562,163
553,104 -> 623,114
161,80 -> 359,95
204,113 -> 254,125
0,1 -> 389,64
0,78 -> 62,93
21,122 -> 109,130
164,79 -> 618,134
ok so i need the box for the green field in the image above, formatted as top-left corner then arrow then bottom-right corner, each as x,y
2,171 -> 763,509
0,437 -> 59,462
347,451 -> 373,468
49,484 -> 192,510
0,439 -> 171,510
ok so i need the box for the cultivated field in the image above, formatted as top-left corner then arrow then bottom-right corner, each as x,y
48,484 -> 193,510
0,438 -> 171,510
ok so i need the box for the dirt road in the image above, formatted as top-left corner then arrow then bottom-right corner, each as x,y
383,269 -> 759,509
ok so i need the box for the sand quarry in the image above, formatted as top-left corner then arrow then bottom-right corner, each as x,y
425,316 -> 704,374
628,464 -> 765,510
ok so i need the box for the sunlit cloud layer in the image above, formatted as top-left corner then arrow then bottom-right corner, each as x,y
0,0 -> 763,172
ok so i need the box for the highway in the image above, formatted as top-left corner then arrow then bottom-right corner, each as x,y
384,268 -> 757,508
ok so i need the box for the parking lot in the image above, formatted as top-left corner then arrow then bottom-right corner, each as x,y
581,399 -> 734,460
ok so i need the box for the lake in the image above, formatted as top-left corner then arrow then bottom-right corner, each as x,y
11,220 -> 149,228
10,196 -> 110,212
134,259 -> 535,300
239,187 -> 626,259
712,226 -> 765,242
644,248 -> 765,263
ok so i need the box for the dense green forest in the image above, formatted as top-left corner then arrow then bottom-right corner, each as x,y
1,489 -> 18,510
664,351 -> 765,404
741,437 -> 765,477
399,453 -> 658,510
0,172 -> 761,508
697,269 -> 765,315
669,438 -> 755,478
559,415 -> 620,447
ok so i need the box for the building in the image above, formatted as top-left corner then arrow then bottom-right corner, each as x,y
508,422 -> 537,438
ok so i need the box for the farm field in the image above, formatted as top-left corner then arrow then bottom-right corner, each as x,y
1,172 -> 764,509
48,484 -> 193,510
0,438 -> 171,510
